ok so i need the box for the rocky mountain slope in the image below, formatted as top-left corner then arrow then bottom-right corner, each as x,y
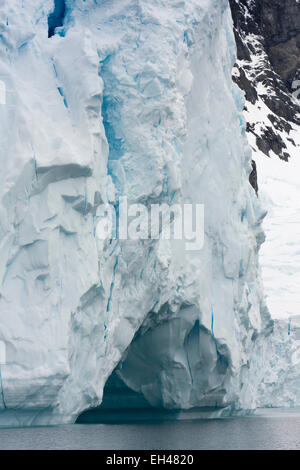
230,0 -> 300,164
229,0 -> 300,407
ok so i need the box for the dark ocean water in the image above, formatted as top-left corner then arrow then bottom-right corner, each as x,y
0,409 -> 299,450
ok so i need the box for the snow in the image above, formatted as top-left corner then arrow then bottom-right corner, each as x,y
0,0 -> 269,425
244,93 -> 300,320
234,0 -> 300,407
247,117 -> 300,407
256,131 -> 300,320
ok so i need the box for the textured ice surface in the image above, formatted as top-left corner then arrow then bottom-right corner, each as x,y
0,0 -> 270,425
258,315 -> 300,408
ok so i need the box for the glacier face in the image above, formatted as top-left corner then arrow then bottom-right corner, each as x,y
258,315 -> 300,408
0,0 -> 270,425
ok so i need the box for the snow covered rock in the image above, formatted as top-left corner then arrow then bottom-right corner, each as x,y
0,0 -> 270,425
230,0 -> 300,408
230,0 -> 300,163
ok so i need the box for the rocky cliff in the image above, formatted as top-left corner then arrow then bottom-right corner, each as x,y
229,0 -> 300,163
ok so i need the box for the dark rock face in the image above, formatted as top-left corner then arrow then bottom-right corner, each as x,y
230,0 -> 300,89
249,160 -> 258,195
262,0 -> 300,88
234,67 -> 258,104
229,0 -> 300,167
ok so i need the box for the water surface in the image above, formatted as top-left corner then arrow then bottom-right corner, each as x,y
0,410 -> 299,450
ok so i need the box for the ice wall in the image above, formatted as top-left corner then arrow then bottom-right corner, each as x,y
258,316 -> 300,408
0,0 -> 270,425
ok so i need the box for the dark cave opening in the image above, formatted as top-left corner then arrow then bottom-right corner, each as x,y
48,0 -> 66,38
76,369 -> 164,424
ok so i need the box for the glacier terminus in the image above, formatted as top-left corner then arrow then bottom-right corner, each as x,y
0,0 -> 298,427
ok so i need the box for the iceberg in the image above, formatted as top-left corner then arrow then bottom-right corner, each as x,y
0,0 -> 271,425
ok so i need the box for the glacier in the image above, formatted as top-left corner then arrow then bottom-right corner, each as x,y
0,0 -> 272,426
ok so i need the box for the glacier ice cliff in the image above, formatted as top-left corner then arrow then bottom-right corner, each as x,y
0,0 -> 272,426
257,316 -> 300,408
